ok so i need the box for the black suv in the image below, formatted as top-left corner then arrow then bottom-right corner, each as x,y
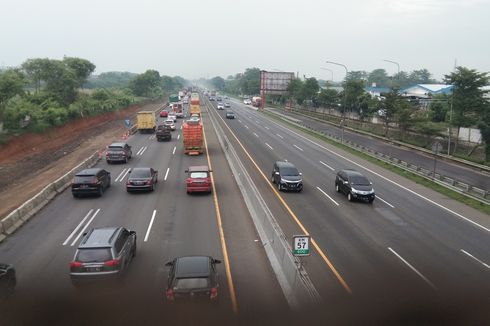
0,263 -> 16,299
72,168 -> 111,198
335,169 -> 375,203
70,227 -> 137,286
106,142 -> 132,164
271,161 -> 303,192
165,256 -> 221,302
156,124 -> 172,141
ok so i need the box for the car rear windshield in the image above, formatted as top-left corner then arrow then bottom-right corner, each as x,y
281,167 -> 299,176
174,278 -> 209,290
350,176 -> 370,185
190,172 -> 208,178
74,175 -> 96,183
76,248 -> 112,263
108,146 -> 124,151
131,169 -> 150,178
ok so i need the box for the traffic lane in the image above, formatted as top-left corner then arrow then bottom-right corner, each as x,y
217,101 -> 490,298
200,105 -> 289,316
271,108 -> 490,190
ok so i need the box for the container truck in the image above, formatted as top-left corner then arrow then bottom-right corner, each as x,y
182,119 -> 203,155
136,111 -> 156,133
252,96 -> 262,108
169,94 -> 179,103
171,102 -> 184,118
190,104 -> 201,117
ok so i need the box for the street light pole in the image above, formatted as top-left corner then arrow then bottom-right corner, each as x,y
325,61 -> 348,143
320,67 -> 334,83
383,59 -> 400,89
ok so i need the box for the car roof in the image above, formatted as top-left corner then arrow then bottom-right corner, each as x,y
76,168 -> 103,176
188,165 -> 210,172
226,110 -> 233,113
174,256 -> 211,278
132,167 -> 152,172
109,142 -> 127,147
341,169 -> 364,177
275,161 -> 296,168
79,227 -> 120,248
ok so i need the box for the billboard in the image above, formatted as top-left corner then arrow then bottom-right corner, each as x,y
260,71 -> 294,95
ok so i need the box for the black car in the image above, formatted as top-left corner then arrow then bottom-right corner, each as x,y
70,227 -> 136,286
126,167 -> 158,192
271,161 -> 303,192
225,110 -> 235,119
106,142 -> 132,164
72,168 -> 111,198
335,169 -> 375,203
165,256 -> 221,303
156,124 -> 172,141
0,263 -> 16,299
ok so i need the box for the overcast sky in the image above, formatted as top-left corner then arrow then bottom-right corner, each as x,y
1,0 -> 489,81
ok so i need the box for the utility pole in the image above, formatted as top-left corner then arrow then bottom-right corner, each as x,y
325,61 -> 348,143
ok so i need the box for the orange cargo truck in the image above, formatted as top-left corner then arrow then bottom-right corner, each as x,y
182,119 -> 203,155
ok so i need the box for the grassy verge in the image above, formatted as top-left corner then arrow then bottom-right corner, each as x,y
263,110 -> 490,216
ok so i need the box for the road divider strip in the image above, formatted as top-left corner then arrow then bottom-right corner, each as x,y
164,168 -> 170,181
388,247 -> 436,289
144,210 -> 157,242
316,187 -> 340,206
70,209 -> 101,247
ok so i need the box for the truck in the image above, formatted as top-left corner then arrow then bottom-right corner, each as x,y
252,96 -> 262,108
171,102 -> 184,118
169,94 -> 179,103
190,104 -> 201,117
136,111 -> 156,133
178,91 -> 185,100
182,119 -> 203,155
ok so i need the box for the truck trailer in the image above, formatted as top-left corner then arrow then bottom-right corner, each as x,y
136,111 -> 156,133
182,119 -> 203,155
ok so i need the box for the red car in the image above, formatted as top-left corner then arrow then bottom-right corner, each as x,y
185,166 -> 212,194
160,110 -> 168,118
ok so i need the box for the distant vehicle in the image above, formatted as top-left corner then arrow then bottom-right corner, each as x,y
165,256 -> 221,302
70,227 -> 136,287
252,96 -> 261,107
160,110 -> 168,118
224,102 -> 230,108
0,263 -> 16,299
156,124 -> 172,141
169,94 -> 179,103
106,142 -> 132,164
225,110 -> 235,119
183,119 -> 203,155
271,161 -> 303,192
183,98 -> 189,104
126,167 -> 158,192
335,169 -> 375,203
72,168 -> 111,198
209,96 -> 216,101
190,104 -> 201,117
168,113 -> 177,122
216,97 -> 222,101
171,103 -> 184,118
185,165 -> 212,194
243,99 -> 252,105
163,119 -> 176,131
178,91 -> 185,100
217,102 -> 224,110
136,111 -> 156,133
224,96 -> 228,99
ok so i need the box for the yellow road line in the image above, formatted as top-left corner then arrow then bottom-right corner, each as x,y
202,109 -> 239,314
207,100 -> 352,294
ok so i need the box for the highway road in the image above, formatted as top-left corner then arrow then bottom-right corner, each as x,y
206,97 -> 490,323
268,107 -> 490,190
0,103 -> 288,325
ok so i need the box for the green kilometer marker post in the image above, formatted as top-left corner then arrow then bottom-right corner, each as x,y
293,235 -> 311,257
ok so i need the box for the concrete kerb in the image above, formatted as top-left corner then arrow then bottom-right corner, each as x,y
206,101 -> 321,310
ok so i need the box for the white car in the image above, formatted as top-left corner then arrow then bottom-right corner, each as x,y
243,99 -> 252,105
168,113 -> 177,122
164,119 -> 176,131
217,103 -> 224,110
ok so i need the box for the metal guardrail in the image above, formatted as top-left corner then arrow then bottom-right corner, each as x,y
267,111 -> 490,205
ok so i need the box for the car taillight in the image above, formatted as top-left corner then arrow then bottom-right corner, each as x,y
92,177 -> 99,185
70,261 -> 82,268
145,180 -> 152,185
104,259 -> 120,267
166,289 -> 174,301
185,178 -> 192,184
210,287 -> 218,300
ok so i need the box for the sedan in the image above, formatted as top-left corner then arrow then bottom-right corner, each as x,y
126,167 -> 158,192
160,110 -> 168,118
164,119 -> 176,131
225,110 -> 235,119
224,102 -> 230,108
217,103 -> 224,110
168,113 -> 177,122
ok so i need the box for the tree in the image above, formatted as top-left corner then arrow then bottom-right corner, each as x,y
301,77 -> 319,101
428,94 -> 450,123
62,57 -> 96,88
130,70 -> 162,97
318,88 -> 339,107
479,101 -> 490,162
346,70 -> 367,82
287,78 -> 304,104
409,69 -> 435,84
210,76 -> 225,91
343,79 -> 365,113
0,69 -> 26,106
240,68 -> 260,95
444,66 -> 489,153
42,60 -> 79,105
368,69 -> 390,88
21,58 -> 50,93
378,88 -> 403,136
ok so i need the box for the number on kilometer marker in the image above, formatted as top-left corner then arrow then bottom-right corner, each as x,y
292,235 -> 310,256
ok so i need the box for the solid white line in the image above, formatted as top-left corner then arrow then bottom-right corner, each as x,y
265,117 -> 490,233
293,145 -> 304,151
139,146 -> 148,155
265,143 -> 274,150
136,147 -> 143,155
71,209 -> 101,246
265,126 -> 270,130
253,132 -> 259,138
319,161 -> 335,171
276,133 -> 284,139
144,210 -> 157,242
316,187 -> 340,206
115,168 -> 127,182
238,119 -> 242,123
172,146 -> 176,155
388,247 -> 436,289
376,195 -> 395,208
460,249 -> 490,269
245,125 -> 249,129
177,134 -> 180,140
62,209 -> 93,246
164,167 -> 170,181
119,168 -> 131,182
